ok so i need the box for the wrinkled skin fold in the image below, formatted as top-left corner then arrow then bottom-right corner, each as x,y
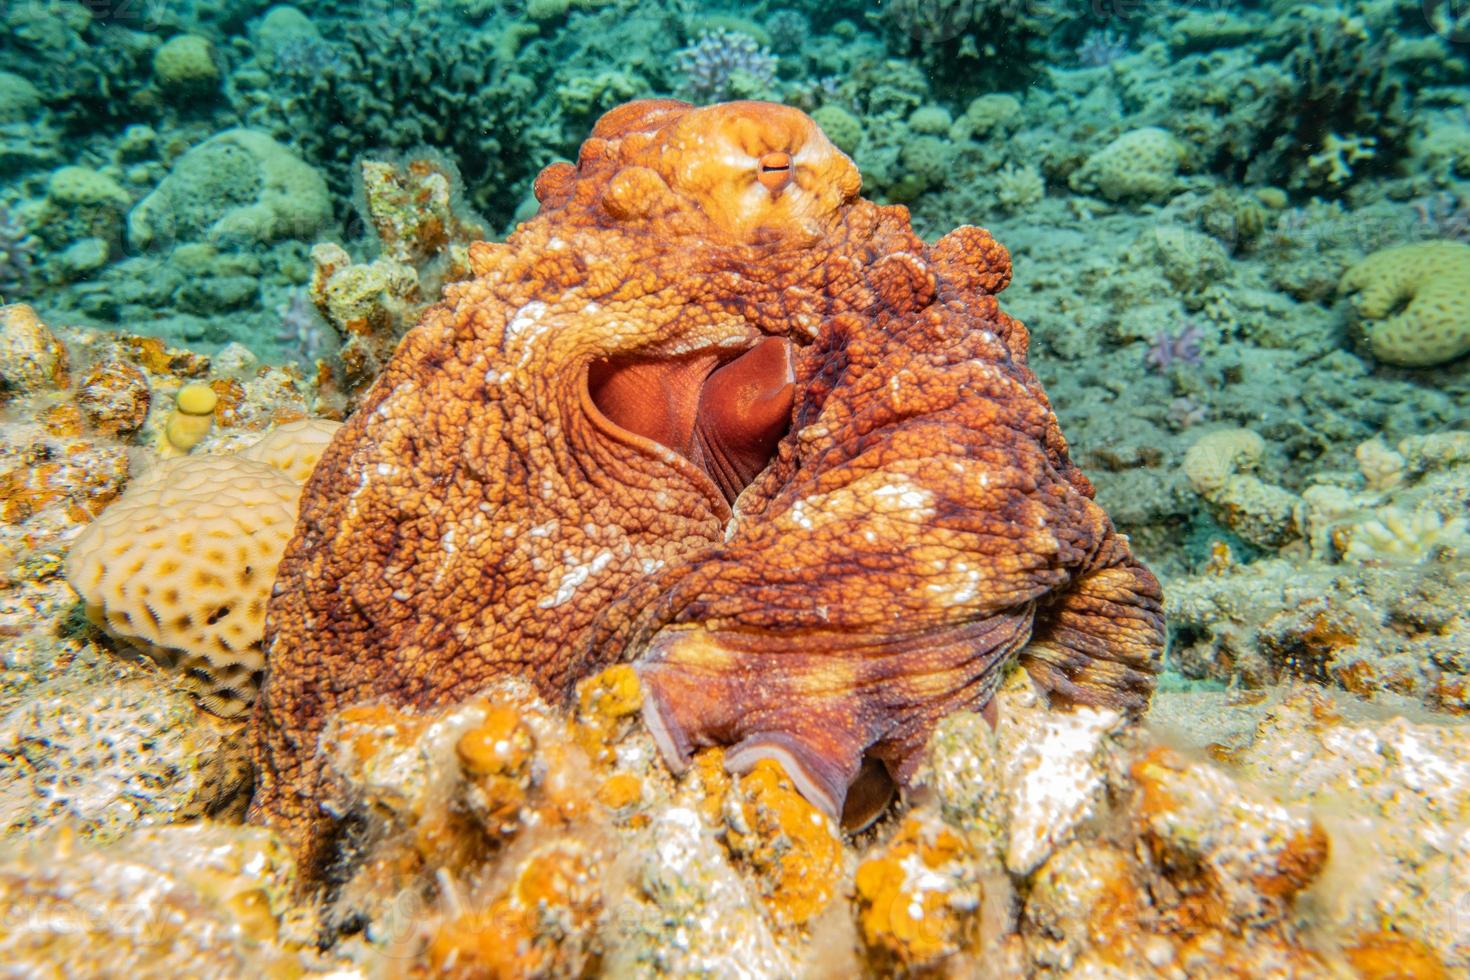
248,99 -> 1164,876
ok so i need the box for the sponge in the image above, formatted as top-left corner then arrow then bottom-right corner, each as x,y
1339,241 -> 1470,367
63,420 -> 341,717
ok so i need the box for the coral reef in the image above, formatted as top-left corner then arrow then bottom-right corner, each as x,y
674,29 -> 778,103
65,420 -> 340,716
0,302 -> 1464,975
128,129 -> 330,251
1171,431 -> 1470,710
0,0 -> 1468,974
307,153 -> 487,404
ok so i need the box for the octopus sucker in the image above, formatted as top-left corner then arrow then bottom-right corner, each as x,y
247,99 -> 1164,878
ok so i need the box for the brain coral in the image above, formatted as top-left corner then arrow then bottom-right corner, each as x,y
65,420 -> 341,716
1070,127 -> 1185,202
1339,241 -> 1470,367
237,418 -> 342,483
240,99 -> 1164,877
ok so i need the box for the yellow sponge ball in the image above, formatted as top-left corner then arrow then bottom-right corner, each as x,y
175,382 -> 218,416
1339,241 -> 1470,367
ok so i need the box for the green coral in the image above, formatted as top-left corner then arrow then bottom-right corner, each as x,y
127,128 -> 331,249
152,34 -> 219,92
811,104 -> 863,156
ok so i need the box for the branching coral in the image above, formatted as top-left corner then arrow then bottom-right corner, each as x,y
1145,321 -> 1205,373
673,29 -> 778,103
241,2 -> 541,223
1266,11 -> 1408,187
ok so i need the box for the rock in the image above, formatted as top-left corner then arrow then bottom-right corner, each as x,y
0,304 -> 68,394
36,166 -> 132,250
0,71 -> 42,124
74,360 -> 151,436
0,823 -> 323,975
0,660 -> 226,840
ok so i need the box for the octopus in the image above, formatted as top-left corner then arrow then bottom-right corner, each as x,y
247,100 -> 1164,875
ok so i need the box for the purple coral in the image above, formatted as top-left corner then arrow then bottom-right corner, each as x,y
0,206 -> 37,298
1412,191 -> 1470,242
275,288 -> 334,365
674,29 -> 778,104
1145,321 -> 1204,372
1076,28 -> 1130,67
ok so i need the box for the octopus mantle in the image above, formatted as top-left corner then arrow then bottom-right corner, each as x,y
248,100 -> 1164,874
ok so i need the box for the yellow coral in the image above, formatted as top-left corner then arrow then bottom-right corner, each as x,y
1340,241 -> 1470,367
237,418 -> 342,482
854,814 -> 981,971
64,454 -> 299,716
428,844 -> 602,978
64,421 -> 338,716
1342,506 -> 1469,563
572,664 -> 642,765
722,758 -> 843,929
456,704 -> 535,836
1183,428 -> 1265,498
1069,127 -> 1185,201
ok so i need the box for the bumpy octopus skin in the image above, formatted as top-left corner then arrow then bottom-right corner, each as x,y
248,99 -> 1164,873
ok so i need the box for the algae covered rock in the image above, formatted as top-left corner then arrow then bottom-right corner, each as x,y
35,165 -> 132,251
0,71 -> 41,124
0,823 -> 324,975
0,659 -> 228,839
128,128 -> 331,249
0,303 -> 68,394
811,103 -> 862,156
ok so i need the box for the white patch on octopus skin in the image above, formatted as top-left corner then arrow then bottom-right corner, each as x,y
539,549 -> 616,608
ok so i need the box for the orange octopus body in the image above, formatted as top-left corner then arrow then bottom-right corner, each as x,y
247,100 -> 1164,873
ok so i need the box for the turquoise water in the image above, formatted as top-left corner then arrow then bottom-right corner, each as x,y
3,0 -> 1468,702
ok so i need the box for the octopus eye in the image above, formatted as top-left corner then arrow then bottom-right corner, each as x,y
757,151 -> 793,192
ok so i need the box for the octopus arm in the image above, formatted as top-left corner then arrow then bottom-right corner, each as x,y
1019,523 -> 1164,712
628,345 -> 1127,823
